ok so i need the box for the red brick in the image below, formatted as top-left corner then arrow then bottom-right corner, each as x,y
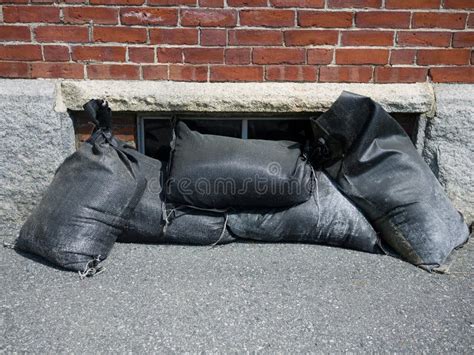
94,27 -> 147,43
227,0 -> 267,6
284,30 -> 338,46
0,44 -> 42,61
201,29 -> 226,46
443,0 -> 474,9
390,49 -> 415,64
0,26 -> 30,41
183,48 -> 224,64
341,30 -> 394,46
150,29 -> 198,45
142,65 -> 168,80
417,49 -> 470,65
63,0 -> 87,3
157,48 -> 183,63
225,48 -> 251,64
397,31 -> 451,47
199,0 -> 224,7
240,10 -> 295,27
270,0 -> 324,7
181,9 -> 237,27
35,26 -> 89,43
375,67 -> 428,83
266,65 -> 317,82
147,0 -> 196,5
307,48 -> 333,64
229,30 -> 283,46
91,0 -> 145,4
298,11 -> 353,28
129,47 -> 155,63
356,11 -> 410,28
43,45 -> 70,61
336,48 -> 389,65
0,62 -> 29,78
253,48 -> 305,64
169,65 -> 208,82
412,12 -> 467,29
429,67 -> 474,82
469,14 -> 474,28
31,0 -> 59,2
87,64 -> 140,79
210,66 -> 263,82
63,7 -> 119,25
453,32 -> 474,47
31,63 -> 84,79
3,6 -> 60,23
319,66 -> 372,82
112,125 -> 136,143
120,7 -> 178,25
328,0 -> 381,7
72,46 -> 126,62
386,0 -> 440,8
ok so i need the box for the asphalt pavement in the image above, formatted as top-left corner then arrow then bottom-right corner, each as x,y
1,238 -> 473,353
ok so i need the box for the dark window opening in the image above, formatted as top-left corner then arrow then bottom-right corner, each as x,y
247,119 -> 312,143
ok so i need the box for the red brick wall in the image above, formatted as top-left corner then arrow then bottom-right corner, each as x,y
74,111 -> 137,146
0,1 -> 472,83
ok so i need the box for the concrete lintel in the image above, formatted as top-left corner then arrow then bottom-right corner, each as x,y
60,81 -> 435,115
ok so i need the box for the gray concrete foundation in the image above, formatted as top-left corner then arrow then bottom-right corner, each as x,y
0,80 -> 75,240
422,85 -> 474,224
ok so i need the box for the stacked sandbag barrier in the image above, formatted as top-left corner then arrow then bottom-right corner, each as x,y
163,121 -> 382,254
162,119 -> 313,248
10,93 -> 468,276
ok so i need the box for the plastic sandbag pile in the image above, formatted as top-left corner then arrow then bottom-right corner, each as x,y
10,93 -> 469,277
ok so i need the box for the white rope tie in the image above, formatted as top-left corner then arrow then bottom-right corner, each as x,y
78,255 -> 105,279
209,213 -> 229,249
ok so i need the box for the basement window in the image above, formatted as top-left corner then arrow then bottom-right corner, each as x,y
73,112 -> 419,159
136,115 -> 313,161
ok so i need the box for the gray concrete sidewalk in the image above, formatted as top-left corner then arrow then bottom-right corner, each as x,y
1,240 -> 472,353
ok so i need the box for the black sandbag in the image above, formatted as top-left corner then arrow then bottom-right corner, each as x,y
309,91 -> 469,270
162,206 -> 236,245
15,100 -> 146,274
116,145 -> 164,244
166,121 -> 313,209
227,171 -> 382,254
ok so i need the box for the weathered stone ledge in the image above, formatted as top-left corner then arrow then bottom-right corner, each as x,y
59,81 -> 435,116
